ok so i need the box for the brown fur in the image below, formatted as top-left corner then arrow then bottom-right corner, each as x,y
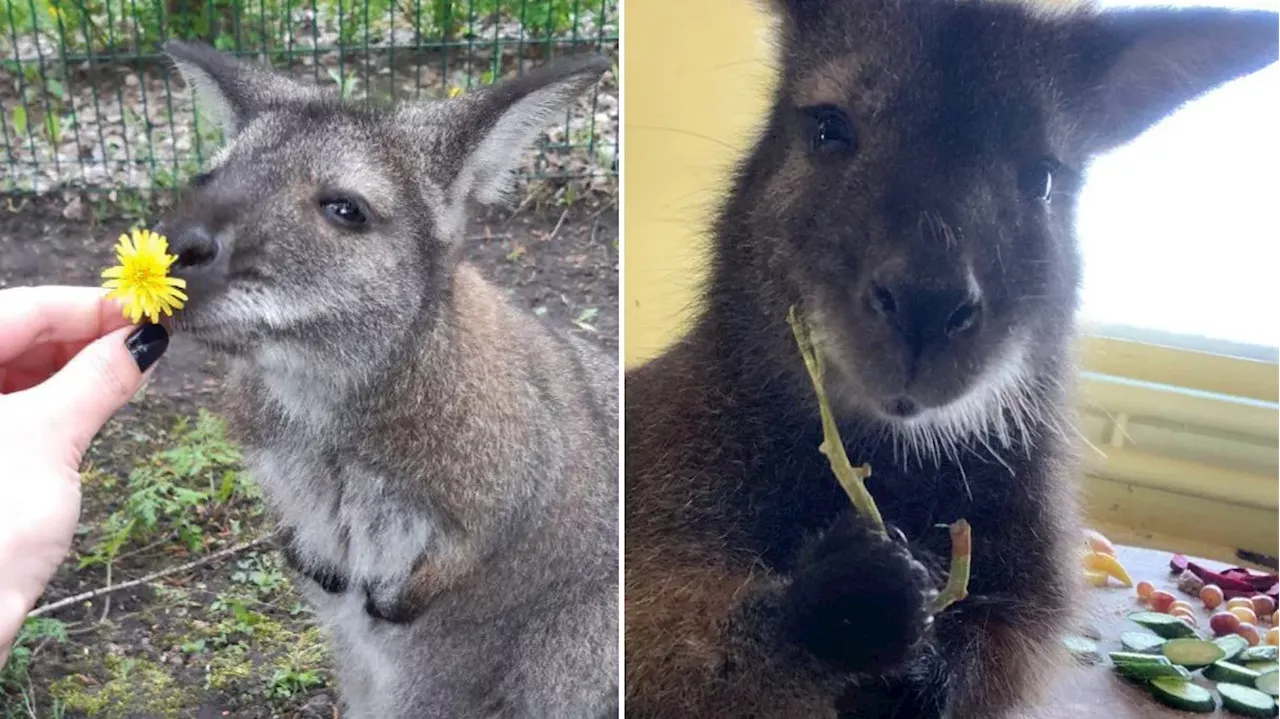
623,0 -> 1277,716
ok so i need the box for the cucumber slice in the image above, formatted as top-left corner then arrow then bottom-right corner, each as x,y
1247,661 -> 1280,674
1121,631 -> 1167,654
1205,660 -> 1263,686
1217,635 -> 1253,662
1128,611 -> 1198,638
1163,638 -> 1227,668
1062,635 -> 1102,665
1108,652 -> 1193,681
1242,647 -> 1280,663
1258,670 -> 1279,698
1217,682 -> 1278,718
1147,677 -> 1216,713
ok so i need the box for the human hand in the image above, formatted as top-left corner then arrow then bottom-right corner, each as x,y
0,286 -> 169,663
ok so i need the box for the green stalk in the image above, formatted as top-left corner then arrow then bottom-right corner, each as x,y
786,306 -> 885,534
787,305 -> 972,616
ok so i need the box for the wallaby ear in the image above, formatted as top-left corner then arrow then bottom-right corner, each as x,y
1069,8 -> 1278,155
163,40 -> 322,138
444,55 -> 610,205
757,0 -> 830,34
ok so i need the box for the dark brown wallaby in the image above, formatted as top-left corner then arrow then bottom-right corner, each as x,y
623,1 -> 1277,717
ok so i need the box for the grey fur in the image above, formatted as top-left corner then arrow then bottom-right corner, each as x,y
159,41 -> 617,719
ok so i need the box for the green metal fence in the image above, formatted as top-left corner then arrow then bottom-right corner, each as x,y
0,0 -> 617,194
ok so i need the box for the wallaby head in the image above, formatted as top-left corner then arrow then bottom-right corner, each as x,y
158,41 -> 607,367
722,0 -> 1276,459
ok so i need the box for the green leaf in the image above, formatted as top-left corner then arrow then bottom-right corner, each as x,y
11,105 -> 27,136
43,112 -> 61,144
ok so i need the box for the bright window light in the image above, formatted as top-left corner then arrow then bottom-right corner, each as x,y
1077,0 -> 1279,357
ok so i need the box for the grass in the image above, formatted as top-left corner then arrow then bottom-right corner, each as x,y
0,404 -> 333,718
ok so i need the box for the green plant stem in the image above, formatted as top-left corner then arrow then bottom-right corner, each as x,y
929,519 -> 972,614
787,305 -> 972,616
786,306 -> 885,535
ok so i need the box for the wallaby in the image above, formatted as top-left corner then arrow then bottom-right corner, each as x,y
624,1 -> 1277,717
155,41 -> 618,719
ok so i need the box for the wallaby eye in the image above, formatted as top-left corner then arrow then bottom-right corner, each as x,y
802,105 -> 857,157
1018,160 -> 1057,202
319,196 -> 370,229
190,171 -> 214,188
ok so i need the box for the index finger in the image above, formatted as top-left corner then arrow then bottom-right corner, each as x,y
0,286 -> 134,364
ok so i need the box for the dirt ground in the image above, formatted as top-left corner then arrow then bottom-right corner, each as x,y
0,188 -> 617,718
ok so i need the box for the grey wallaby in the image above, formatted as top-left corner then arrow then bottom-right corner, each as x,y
156,41 -> 618,719
624,0 -> 1277,717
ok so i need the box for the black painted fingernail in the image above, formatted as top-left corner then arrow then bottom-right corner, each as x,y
125,323 -> 169,372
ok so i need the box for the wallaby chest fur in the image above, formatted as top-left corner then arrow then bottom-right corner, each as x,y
230,266 -> 617,718
622,0 -> 1277,717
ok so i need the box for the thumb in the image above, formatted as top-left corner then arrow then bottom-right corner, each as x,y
28,323 -> 169,457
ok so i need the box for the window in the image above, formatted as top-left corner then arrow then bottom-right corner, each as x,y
1078,0 -> 1280,362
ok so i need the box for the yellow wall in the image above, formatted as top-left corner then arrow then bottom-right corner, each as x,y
622,0 -> 775,366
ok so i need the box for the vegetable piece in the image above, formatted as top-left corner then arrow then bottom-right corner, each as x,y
1130,611 -> 1199,638
1179,570 -> 1207,596
1150,590 -> 1178,614
1162,638 -> 1227,668
1270,628 -> 1279,647
1242,647 -> 1280,663
1170,555 -> 1280,600
1233,598 -> 1261,611
1136,580 -> 1156,601
1084,551 -> 1133,588
1236,607 -> 1262,625
1084,529 -> 1116,556
1246,662 -> 1280,674
1108,652 -> 1193,681
1171,608 -> 1199,626
1239,624 -> 1264,647
1258,670 -> 1279,698
1216,612 -> 1247,636
1062,635 -> 1102,665
1203,584 -> 1226,609
1255,596 -> 1278,618
1122,632 -> 1168,654
1147,677 -> 1216,713
1216,682 -> 1278,718
1083,570 -> 1109,587
1171,600 -> 1196,615
1205,660 -> 1263,686
1217,635 -> 1253,661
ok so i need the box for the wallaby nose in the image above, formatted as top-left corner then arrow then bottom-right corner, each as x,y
865,267 -> 983,353
161,222 -> 220,271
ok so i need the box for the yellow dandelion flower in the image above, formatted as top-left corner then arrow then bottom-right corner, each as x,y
447,86 -> 464,99
101,227 -> 188,324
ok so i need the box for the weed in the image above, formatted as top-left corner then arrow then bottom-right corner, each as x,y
0,619 -> 68,694
79,410 -> 252,569
266,667 -> 324,699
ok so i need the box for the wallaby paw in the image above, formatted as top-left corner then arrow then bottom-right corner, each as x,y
782,513 -> 938,674
835,658 -> 949,719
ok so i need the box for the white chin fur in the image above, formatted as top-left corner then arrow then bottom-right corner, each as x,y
883,335 -> 1056,473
